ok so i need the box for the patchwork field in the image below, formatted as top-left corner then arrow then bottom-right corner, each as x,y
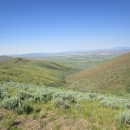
38,55 -> 116,70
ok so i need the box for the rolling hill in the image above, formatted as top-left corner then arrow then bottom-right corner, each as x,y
67,52 -> 130,95
0,57 -> 78,87
0,54 -> 130,130
0,55 -> 13,62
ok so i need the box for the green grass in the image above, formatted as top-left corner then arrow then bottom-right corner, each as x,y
0,53 -> 130,129
43,55 -> 114,70
0,57 -> 78,87
0,81 -> 130,129
0,55 -> 13,62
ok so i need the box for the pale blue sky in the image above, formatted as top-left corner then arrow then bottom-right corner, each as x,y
0,0 -> 130,55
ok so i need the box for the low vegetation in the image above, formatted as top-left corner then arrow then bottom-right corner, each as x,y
0,81 -> 130,129
0,57 -> 77,87
0,56 -> 13,62
43,55 -> 114,70
67,52 -> 130,95
0,53 -> 130,129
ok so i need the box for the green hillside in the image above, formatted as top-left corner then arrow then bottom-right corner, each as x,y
0,57 -> 77,87
0,55 -> 13,62
67,52 -> 130,95
0,55 -> 130,130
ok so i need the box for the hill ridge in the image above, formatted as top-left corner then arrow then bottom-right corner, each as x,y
67,52 -> 130,94
0,55 -> 13,62
0,57 -> 78,87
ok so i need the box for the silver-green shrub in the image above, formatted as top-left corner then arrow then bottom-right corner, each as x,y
88,93 -> 97,99
116,109 -> 130,125
0,90 -> 10,99
0,96 -> 26,114
126,103 -> 130,109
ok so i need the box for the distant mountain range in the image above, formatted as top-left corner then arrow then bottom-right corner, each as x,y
7,47 -> 130,58
109,47 -> 130,50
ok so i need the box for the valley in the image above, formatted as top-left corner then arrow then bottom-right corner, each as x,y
1,0 -> 130,129
0,52 -> 130,130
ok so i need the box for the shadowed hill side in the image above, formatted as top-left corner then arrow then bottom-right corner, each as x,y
67,52 -> 130,95
0,57 -> 72,71
0,55 -> 13,62
0,57 -> 78,87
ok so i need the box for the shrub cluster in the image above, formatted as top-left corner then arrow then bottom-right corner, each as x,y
0,88 -> 10,99
116,109 -> 130,125
0,81 -> 130,128
1,96 -> 26,114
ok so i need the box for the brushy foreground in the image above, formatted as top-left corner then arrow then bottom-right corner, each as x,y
0,81 -> 130,130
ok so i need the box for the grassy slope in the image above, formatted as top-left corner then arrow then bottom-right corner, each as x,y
0,82 -> 129,130
0,57 -> 78,87
0,55 -> 13,62
67,52 -> 130,95
0,54 -> 130,130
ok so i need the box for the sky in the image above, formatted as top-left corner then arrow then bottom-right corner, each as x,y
0,0 -> 130,55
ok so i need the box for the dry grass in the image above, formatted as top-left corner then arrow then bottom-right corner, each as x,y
0,108 -> 90,130
67,52 -> 130,94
